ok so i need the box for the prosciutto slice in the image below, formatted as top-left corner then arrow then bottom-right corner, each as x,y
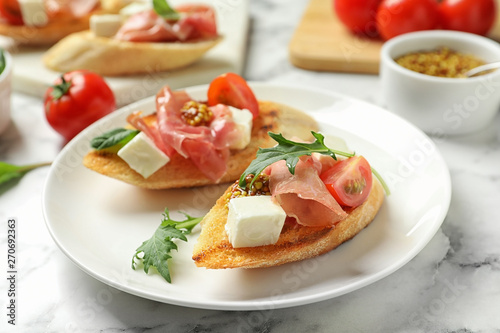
268,157 -> 348,227
126,111 -> 174,157
115,5 -> 218,42
153,86 -> 240,182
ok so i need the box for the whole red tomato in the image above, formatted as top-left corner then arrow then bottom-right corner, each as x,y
44,70 -> 116,141
0,0 -> 23,25
376,0 -> 440,40
439,0 -> 496,36
333,0 -> 382,37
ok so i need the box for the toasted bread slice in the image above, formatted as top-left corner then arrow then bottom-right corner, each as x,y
192,180 -> 384,269
83,100 -> 319,189
42,30 -> 222,76
0,0 -> 124,45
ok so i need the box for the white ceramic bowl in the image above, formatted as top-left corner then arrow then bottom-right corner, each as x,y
380,30 -> 500,136
0,49 -> 12,135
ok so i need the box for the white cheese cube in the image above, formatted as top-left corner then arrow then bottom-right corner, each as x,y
90,15 -> 123,38
119,1 -> 152,20
117,132 -> 170,179
228,106 -> 253,150
18,0 -> 48,27
226,196 -> 286,248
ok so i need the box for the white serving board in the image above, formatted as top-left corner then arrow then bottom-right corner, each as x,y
0,0 -> 249,107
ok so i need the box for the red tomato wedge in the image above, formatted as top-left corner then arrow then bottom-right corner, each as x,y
207,73 -> 259,119
320,156 -> 373,208
0,0 -> 23,25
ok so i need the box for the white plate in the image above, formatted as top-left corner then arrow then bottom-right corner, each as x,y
42,83 -> 451,311
1,0 -> 249,107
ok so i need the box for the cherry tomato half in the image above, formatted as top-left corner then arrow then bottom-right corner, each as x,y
0,0 -> 23,25
439,0 -> 496,36
320,156 -> 373,208
207,72 -> 259,119
44,70 -> 116,141
333,0 -> 381,37
376,0 -> 440,40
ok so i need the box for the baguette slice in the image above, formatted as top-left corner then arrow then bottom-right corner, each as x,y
83,100 -> 319,189
0,0 -> 124,45
42,30 -> 222,76
192,180 -> 384,269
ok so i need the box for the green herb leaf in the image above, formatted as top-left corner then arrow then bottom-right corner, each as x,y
132,208 -> 203,283
239,131 -> 355,188
0,49 -> 5,75
153,0 -> 180,20
90,128 -> 139,151
0,161 -> 52,186
240,131 -> 391,195
50,76 -> 72,100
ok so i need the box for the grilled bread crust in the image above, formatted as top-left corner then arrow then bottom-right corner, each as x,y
192,180 -> 384,269
83,100 -> 319,189
0,0 -> 123,45
42,31 -> 222,76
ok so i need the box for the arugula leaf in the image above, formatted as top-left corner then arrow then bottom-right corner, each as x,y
239,131 -> 391,195
0,49 -> 5,75
132,208 -> 203,283
90,128 -> 139,151
0,161 -> 51,186
153,0 -> 180,21
239,132 -> 355,188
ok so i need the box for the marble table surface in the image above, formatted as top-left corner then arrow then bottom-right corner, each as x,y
1,0 -> 500,332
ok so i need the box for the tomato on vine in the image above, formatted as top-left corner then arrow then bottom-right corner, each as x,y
376,0 -> 440,40
333,0 -> 381,36
333,0 -> 497,40
439,0 -> 496,36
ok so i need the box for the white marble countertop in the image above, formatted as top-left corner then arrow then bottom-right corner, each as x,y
1,0 -> 500,332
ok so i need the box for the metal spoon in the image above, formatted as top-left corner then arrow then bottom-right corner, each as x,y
464,61 -> 500,77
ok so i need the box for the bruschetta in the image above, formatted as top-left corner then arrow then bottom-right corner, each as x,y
0,0 -> 124,45
192,133 -> 385,269
83,73 -> 320,189
42,1 -> 221,76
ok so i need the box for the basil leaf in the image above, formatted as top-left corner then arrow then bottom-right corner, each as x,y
0,49 -> 6,75
91,128 -> 139,151
0,161 -> 51,186
153,0 -> 180,20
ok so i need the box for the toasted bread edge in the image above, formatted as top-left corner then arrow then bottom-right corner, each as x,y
192,179 -> 385,269
82,100 -> 319,189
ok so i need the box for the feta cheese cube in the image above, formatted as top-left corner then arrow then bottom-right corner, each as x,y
117,132 -> 170,179
18,0 -> 48,27
90,14 -> 123,38
228,106 -> 253,150
226,196 -> 286,248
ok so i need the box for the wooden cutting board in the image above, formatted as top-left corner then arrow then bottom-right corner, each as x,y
289,0 -> 500,74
